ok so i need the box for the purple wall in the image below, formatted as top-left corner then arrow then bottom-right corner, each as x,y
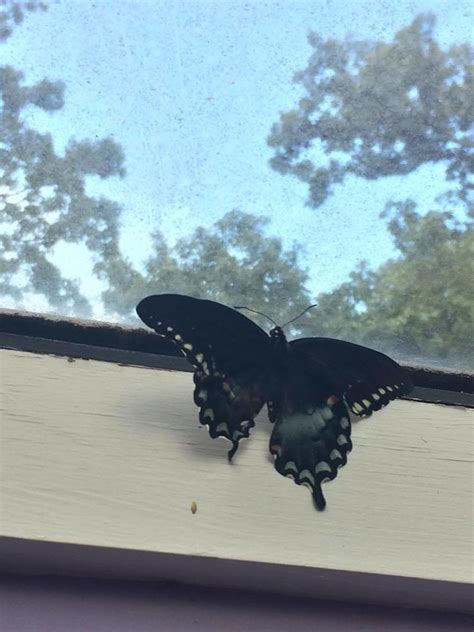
1,575 -> 472,632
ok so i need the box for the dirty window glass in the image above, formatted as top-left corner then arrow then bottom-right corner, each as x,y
1,1 -> 472,369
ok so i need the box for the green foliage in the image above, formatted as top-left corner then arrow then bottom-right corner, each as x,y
268,14 -> 473,208
1,7 -> 472,368
99,210 -> 311,328
0,64 -> 125,315
0,0 -> 48,41
305,202 -> 473,367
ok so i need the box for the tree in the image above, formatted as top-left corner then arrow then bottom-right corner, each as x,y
268,14 -> 473,208
0,0 -> 47,42
0,2 -> 126,315
303,202 -> 473,367
267,14 -> 473,367
99,209 -> 311,328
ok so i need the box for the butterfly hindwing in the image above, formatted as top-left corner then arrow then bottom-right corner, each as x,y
193,367 -> 267,459
270,398 -> 352,510
137,294 -> 271,457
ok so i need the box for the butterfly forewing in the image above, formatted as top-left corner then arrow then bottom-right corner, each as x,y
289,337 -> 413,416
137,294 -> 271,457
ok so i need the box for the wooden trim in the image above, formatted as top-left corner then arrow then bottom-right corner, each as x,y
1,537 -> 472,615
1,348 -> 472,614
1,308 -> 473,403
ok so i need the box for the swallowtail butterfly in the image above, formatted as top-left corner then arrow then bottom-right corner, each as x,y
137,294 -> 413,510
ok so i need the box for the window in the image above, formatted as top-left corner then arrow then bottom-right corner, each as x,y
1,1 -> 472,369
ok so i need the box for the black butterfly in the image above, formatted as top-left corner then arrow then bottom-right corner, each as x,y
136,294 -> 413,510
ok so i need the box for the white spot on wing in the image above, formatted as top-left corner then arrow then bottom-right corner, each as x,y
215,422 -> 228,434
330,449 -> 343,461
373,393 -> 380,401
337,434 -> 348,446
379,387 -> 386,395
340,417 -> 350,429
197,389 -> 207,402
203,408 -> 215,421
315,461 -> 332,475
353,402 -> 364,413
299,469 -> 315,486
195,353 -> 204,364
284,461 -> 298,474
362,399 -> 371,408
183,343 -> 193,351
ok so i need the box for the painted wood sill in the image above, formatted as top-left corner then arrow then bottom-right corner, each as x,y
0,315 -> 473,614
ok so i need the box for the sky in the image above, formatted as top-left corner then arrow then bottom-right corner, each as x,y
2,0 -> 472,318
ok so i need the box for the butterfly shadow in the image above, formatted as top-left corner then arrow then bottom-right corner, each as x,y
121,393 -> 273,464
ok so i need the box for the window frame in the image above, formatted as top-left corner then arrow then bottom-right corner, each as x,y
1,308 -> 473,616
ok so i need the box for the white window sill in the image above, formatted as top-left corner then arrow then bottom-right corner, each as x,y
1,348 -> 473,614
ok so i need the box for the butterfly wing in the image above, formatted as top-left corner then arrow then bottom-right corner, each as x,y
269,337 -> 412,509
289,337 -> 413,416
270,399 -> 352,510
136,294 -> 271,458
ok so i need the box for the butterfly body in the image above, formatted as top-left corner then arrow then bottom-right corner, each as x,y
137,293 -> 412,510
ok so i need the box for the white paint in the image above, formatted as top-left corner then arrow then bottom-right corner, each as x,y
2,349 -> 473,590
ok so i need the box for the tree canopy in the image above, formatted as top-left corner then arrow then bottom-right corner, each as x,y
99,210 -> 311,329
303,202 -> 473,367
268,14 -> 473,208
0,1 -> 125,315
265,13 -> 473,366
1,8 -> 472,368
0,1 -> 47,42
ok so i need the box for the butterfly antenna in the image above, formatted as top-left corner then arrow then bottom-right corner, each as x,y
233,305 -> 278,328
281,304 -> 317,329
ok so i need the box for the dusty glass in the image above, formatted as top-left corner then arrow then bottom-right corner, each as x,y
1,1 -> 472,369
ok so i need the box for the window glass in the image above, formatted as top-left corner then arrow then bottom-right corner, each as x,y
1,1 -> 472,368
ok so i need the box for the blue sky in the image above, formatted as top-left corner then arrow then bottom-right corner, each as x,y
2,0 -> 472,317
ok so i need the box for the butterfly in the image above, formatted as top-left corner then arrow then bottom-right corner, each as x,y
136,293 -> 413,510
